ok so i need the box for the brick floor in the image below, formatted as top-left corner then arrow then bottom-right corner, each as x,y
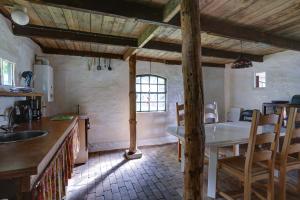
66,144 -> 300,200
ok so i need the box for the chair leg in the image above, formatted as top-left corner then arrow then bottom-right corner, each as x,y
279,169 -> 287,200
267,172 -> 274,200
177,140 -> 181,162
244,180 -> 251,200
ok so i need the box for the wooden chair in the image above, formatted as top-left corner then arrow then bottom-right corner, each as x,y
218,110 -> 282,200
176,102 -> 184,161
275,107 -> 300,200
205,101 -> 219,124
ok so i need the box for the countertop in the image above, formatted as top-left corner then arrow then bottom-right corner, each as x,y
0,116 -> 78,187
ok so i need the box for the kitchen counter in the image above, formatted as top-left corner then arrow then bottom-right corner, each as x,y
0,116 -> 78,190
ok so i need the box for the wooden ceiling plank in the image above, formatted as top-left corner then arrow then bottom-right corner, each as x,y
199,15 -> 300,51
111,18 -> 126,36
69,10 -> 80,30
62,8 -> 78,30
47,6 -> 68,29
230,0 -> 293,25
31,3 -> 56,27
64,40 -> 75,50
121,18 -> 139,36
123,0 -> 181,60
101,15 -> 115,35
25,0 -> 164,24
90,13 -> 103,34
18,0 -> 300,52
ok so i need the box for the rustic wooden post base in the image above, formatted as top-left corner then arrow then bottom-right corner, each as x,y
125,149 -> 142,160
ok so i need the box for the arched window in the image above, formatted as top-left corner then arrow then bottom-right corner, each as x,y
136,74 -> 167,112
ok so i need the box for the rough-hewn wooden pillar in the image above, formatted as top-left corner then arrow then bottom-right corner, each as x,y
129,54 -> 137,153
125,54 -> 142,159
181,0 -> 205,199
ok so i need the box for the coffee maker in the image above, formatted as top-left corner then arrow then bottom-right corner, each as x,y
13,100 -> 33,123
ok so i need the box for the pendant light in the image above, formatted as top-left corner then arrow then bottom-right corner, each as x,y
11,5 -> 29,26
232,41 -> 253,69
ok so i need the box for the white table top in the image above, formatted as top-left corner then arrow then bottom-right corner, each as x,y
167,121 -> 269,147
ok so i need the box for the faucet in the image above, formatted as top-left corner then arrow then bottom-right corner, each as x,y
0,107 -> 16,133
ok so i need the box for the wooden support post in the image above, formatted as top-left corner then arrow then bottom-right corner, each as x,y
181,0 -> 205,199
125,54 -> 142,159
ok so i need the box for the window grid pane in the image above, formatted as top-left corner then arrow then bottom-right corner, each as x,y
136,75 -> 166,112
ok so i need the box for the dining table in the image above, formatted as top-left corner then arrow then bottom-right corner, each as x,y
167,121 -> 285,198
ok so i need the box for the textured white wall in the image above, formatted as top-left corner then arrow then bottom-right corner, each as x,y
225,50 -> 300,112
46,54 -> 225,151
0,14 -> 42,125
203,67 -> 225,121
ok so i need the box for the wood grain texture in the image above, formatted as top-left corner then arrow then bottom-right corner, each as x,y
0,116 -> 78,187
129,54 -> 137,153
181,0 -> 204,199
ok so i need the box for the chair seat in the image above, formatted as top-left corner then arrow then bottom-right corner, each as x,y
274,153 -> 300,171
219,156 -> 270,182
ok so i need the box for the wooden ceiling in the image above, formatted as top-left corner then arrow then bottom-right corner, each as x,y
1,0 -> 300,67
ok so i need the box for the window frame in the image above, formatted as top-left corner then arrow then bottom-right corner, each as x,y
254,71 -> 266,89
136,74 -> 167,113
0,58 -> 15,86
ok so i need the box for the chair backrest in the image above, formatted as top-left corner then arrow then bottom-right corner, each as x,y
244,110 -> 282,177
280,107 -> 300,165
176,102 -> 184,126
205,101 -> 219,123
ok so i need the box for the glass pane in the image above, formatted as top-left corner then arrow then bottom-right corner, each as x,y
158,77 -> 165,84
150,76 -> 157,84
150,103 -> 158,111
141,76 -> 149,84
158,102 -> 166,111
141,103 -> 149,112
136,103 -> 141,112
136,77 -> 141,83
158,85 -> 165,92
141,84 -> 149,92
2,60 -> 14,86
149,84 -> 157,92
136,84 -> 141,92
150,94 -> 157,101
158,94 -> 165,101
136,93 -> 140,102
141,93 -> 149,102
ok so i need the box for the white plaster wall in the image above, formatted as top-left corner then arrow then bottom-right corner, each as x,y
0,14 -> 42,125
46,54 -> 225,151
203,67 -> 225,121
226,50 -> 300,112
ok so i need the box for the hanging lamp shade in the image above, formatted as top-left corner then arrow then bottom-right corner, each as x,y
231,41 -> 253,69
232,54 -> 253,69
11,6 -> 29,25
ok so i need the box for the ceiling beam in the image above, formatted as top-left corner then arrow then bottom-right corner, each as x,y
123,0 -> 181,60
20,0 -> 300,51
12,24 -> 263,62
43,47 -> 124,59
146,41 -> 263,62
12,24 -> 137,47
19,0 -> 165,25
42,47 -> 225,68
170,14 -> 300,51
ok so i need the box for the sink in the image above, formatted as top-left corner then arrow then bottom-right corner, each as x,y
0,130 -> 48,144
